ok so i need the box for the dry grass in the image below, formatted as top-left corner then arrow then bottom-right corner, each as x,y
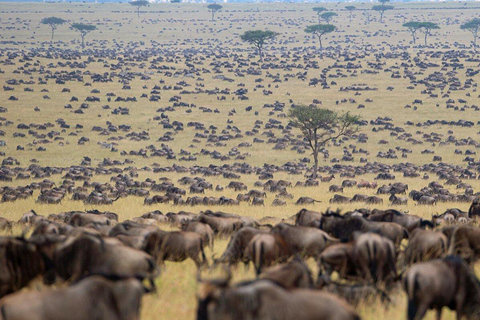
1,2 -> 480,319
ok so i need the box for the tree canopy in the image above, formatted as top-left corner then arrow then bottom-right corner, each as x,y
320,12 -> 338,23
289,106 -> 359,179
240,30 -> 279,62
41,17 -> 67,40
372,5 -> 394,23
461,19 -> 480,51
130,0 -> 149,18
403,21 -> 423,44
305,24 -> 336,51
207,4 -> 222,21
71,23 -> 97,48
313,7 -> 327,14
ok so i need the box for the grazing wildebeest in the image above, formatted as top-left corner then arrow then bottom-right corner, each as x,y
403,256 -> 480,320
294,208 -> 322,227
260,258 -> 315,289
295,197 -> 321,205
320,212 -> 408,247
214,227 -> 267,266
243,233 -> 290,275
367,209 -> 433,232
0,276 -> 145,320
353,233 -> 397,284
144,230 -> 207,268
404,229 -> 447,265
197,278 -> 360,320
271,223 -> 338,259
447,225 -> 480,263
181,221 -> 215,249
54,234 -> 158,285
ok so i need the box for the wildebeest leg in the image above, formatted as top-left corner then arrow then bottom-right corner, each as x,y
410,302 -> 429,320
435,308 -> 442,320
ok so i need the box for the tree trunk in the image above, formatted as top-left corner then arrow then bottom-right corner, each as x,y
349,13 -> 352,24
51,26 -> 54,41
318,34 -> 323,51
258,46 -> 263,62
81,33 -> 85,48
424,32 -> 428,46
380,11 -> 384,23
211,10 -> 215,21
412,31 -> 416,44
137,7 -> 140,18
312,151 -> 319,179
474,35 -> 477,52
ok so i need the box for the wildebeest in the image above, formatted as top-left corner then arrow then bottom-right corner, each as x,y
243,233 -> 290,275
403,256 -> 480,320
260,258 -> 314,289
0,276 -> 145,320
54,234 -> 158,285
447,225 -> 480,263
144,230 -> 207,268
404,229 -> 447,265
214,227 -> 267,266
294,208 -> 322,227
271,223 -> 338,259
197,278 -> 360,320
468,198 -> 480,218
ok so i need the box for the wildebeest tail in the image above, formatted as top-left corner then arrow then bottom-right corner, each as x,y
200,239 -> 207,266
254,242 -> 264,277
404,272 -> 419,320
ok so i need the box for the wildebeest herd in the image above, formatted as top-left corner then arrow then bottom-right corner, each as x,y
2,1 -> 480,319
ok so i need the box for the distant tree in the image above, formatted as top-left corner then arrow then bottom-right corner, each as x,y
345,6 -> 355,24
171,0 -> 181,2
364,11 -> 371,25
372,5 -> 393,23
289,106 -> 359,179
207,4 -> 222,21
240,30 -> 279,62
403,21 -> 422,44
313,6 -> 327,21
320,12 -> 338,23
130,0 -> 149,18
420,22 -> 440,46
71,23 -> 97,48
41,16 -> 67,41
379,0 -> 390,4
305,24 -> 336,51
461,18 -> 480,51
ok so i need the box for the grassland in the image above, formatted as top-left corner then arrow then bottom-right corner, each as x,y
1,1 -> 480,319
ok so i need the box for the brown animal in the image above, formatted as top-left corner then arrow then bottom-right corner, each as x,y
447,225 -> 480,263
243,233 -> 290,275
294,208 -> 322,227
214,227 -> 267,266
144,230 -> 207,268
260,258 -> 315,289
0,276 -> 144,320
197,278 -> 360,320
404,229 -> 447,265
403,256 -> 480,320
181,221 -> 214,249
271,223 -> 339,259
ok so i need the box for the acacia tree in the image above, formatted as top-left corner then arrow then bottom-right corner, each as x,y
313,7 -> 327,22
403,21 -> 422,44
372,4 -> 393,23
345,6 -> 355,24
420,22 -> 440,46
461,18 -> 480,52
240,30 -> 279,62
41,17 -> 67,41
320,12 -> 338,23
207,4 -> 222,21
130,0 -> 149,18
305,24 -> 336,52
289,106 -> 359,179
71,23 -> 97,48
